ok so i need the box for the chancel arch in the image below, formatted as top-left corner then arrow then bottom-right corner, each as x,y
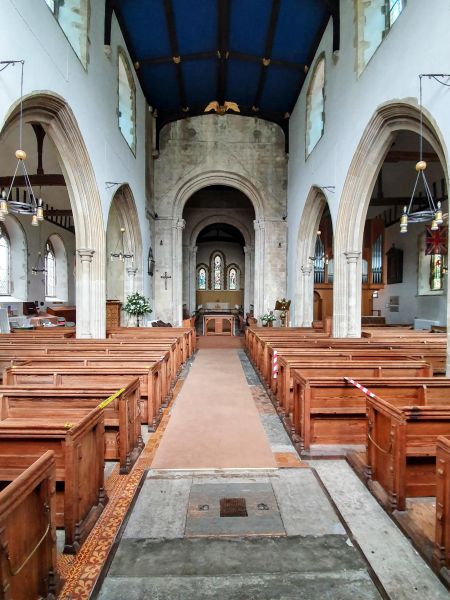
180,188 -> 255,320
333,102 -> 449,348
1,92 -> 105,337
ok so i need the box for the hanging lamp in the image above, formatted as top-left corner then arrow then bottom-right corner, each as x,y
110,227 -> 134,262
400,74 -> 449,234
0,60 -> 44,225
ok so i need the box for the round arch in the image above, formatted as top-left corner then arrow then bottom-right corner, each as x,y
164,173 -> 266,324
189,214 -> 253,248
107,184 -> 143,305
172,170 -> 264,220
294,186 -> 330,326
1,92 -> 105,337
333,100 -> 449,339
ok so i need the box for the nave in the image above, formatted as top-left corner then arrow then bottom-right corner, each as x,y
95,344 -> 447,599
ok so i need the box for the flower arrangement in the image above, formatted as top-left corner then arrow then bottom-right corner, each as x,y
122,292 -> 152,326
260,313 -> 276,323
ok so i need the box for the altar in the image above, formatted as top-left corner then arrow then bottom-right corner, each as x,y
203,314 -> 235,336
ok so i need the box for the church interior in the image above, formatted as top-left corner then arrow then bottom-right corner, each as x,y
2,1 -> 450,599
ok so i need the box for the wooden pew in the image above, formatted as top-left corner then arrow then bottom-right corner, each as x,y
0,379 -> 142,474
0,407 -> 107,554
366,394 -> 450,512
276,353 -> 433,413
0,451 -> 60,600
433,435 -> 450,574
4,363 -> 162,430
292,376 -> 450,452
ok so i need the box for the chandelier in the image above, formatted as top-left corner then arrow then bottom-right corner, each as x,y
110,227 -> 133,262
0,60 -> 44,226
400,74 -> 449,234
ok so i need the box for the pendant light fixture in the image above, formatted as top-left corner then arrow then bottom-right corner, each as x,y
400,74 -> 449,234
0,60 -> 44,224
110,227 -> 134,262
309,230 -> 329,265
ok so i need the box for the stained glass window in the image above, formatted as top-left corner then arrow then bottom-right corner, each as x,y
198,267 -> 206,290
430,254 -> 444,291
45,241 -> 56,298
229,268 -> 237,290
214,255 -> 222,290
118,50 -> 136,152
0,231 -> 10,295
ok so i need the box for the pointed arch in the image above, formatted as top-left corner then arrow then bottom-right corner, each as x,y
1,92 -> 105,337
294,186 -> 330,325
333,101 -> 448,339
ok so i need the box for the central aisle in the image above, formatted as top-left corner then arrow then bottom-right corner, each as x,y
151,349 -> 277,470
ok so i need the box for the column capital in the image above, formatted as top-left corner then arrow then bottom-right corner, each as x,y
189,245 -> 198,254
345,250 -> 361,264
301,265 -> 313,275
127,267 -> 138,277
77,248 -> 95,262
173,218 -> 186,230
244,245 -> 254,254
253,218 -> 266,231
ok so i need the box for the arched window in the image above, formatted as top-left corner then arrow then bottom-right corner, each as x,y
44,0 -> 90,68
214,255 -> 222,290
0,228 -> 11,296
226,264 -> 241,290
228,268 -> 237,290
357,0 -> 405,74
45,241 -> 56,298
305,57 -> 325,157
118,49 -> 136,152
197,267 -> 207,290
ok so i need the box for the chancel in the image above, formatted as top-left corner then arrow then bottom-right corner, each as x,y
2,1 -> 450,599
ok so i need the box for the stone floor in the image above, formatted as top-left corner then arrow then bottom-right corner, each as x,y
94,347 -> 450,600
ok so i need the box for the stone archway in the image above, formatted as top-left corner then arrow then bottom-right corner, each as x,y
333,101 -> 449,342
106,184 -> 143,307
156,171 -> 273,324
1,92 -> 105,337
294,186 -> 329,326
187,213 -> 255,315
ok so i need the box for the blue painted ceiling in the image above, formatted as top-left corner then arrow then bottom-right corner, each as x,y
110,0 -> 336,137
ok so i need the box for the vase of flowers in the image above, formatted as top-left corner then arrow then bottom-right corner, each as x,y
122,292 -> 152,327
260,313 -> 276,327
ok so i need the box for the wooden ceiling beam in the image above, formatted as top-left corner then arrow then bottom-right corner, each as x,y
163,0 -> 188,109
253,0 -> 281,110
0,175 -> 66,188
383,150 -> 440,163
138,50 -> 304,70
217,0 -> 230,104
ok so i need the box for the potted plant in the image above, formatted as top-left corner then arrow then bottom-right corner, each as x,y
122,292 -> 152,327
260,313 -> 276,327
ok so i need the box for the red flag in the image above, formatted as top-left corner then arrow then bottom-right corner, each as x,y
425,227 -> 447,255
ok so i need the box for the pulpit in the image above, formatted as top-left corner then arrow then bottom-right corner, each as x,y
106,300 -> 122,329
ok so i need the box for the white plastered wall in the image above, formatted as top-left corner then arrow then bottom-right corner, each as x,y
0,0 -> 151,336
288,1 -> 450,341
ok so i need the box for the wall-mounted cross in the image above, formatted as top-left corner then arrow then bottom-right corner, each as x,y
161,271 -> 172,290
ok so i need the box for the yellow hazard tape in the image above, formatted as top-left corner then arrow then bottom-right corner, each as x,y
98,387 -> 126,409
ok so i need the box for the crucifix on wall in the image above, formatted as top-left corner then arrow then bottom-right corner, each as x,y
161,271 -> 172,290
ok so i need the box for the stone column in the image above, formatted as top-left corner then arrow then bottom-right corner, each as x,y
172,218 -> 185,325
188,245 -> 198,314
345,250 -> 361,338
76,249 -> 95,338
243,246 -> 251,315
253,219 -> 266,320
300,264 -> 313,326
126,267 -> 138,292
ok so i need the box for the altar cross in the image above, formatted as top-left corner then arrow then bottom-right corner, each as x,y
161,271 -> 172,290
